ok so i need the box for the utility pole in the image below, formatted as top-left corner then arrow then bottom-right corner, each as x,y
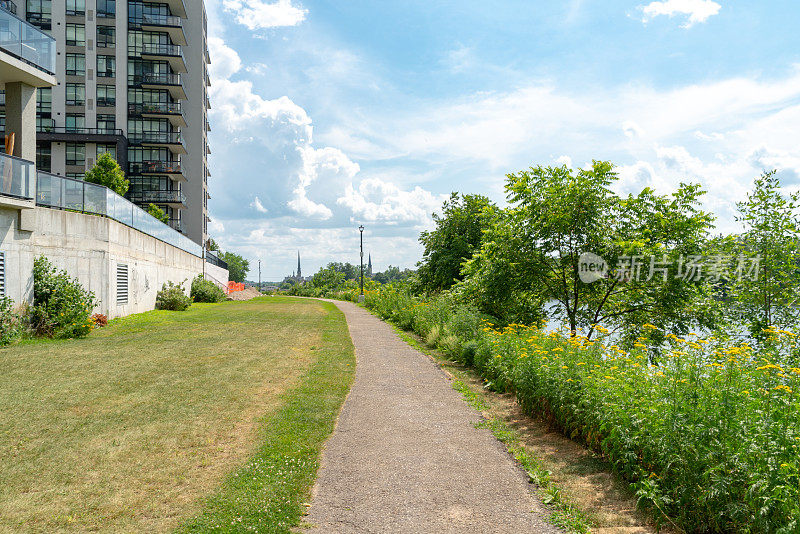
359,225 -> 365,302
258,260 -> 261,293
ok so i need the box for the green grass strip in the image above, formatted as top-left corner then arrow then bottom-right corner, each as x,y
177,301 -> 355,533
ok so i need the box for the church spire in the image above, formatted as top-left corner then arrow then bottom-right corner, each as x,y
367,253 -> 372,276
297,251 -> 302,279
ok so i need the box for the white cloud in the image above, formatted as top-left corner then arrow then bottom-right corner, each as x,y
639,0 -> 721,28
250,196 -> 268,213
556,155 -> 573,167
222,0 -> 308,30
337,178 -> 447,224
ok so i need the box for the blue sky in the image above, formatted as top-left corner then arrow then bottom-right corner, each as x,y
204,0 -> 800,279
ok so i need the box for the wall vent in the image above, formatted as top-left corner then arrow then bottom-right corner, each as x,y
0,252 -> 5,297
116,263 -> 128,304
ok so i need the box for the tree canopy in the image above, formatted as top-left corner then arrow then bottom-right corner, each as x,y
460,161 -> 716,345
221,252 -> 249,283
85,153 -> 129,196
417,193 -> 498,293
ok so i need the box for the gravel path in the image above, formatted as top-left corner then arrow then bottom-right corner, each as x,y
304,300 -> 559,534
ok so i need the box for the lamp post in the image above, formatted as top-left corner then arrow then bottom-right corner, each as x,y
359,225 -> 365,302
258,260 -> 261,293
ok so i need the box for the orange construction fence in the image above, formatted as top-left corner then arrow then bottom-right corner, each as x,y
227,281 -> 245,293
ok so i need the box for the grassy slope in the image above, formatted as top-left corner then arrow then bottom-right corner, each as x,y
0,297 -> 354,533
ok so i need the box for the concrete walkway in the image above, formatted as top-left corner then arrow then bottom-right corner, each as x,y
304,300 -> 559,534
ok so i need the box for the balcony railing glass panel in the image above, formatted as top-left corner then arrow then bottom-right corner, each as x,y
0,152 -> 35,199
35,172 -> 201,256
0,7 -> 56,74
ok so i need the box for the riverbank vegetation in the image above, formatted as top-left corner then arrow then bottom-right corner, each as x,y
294,161 -> 800,532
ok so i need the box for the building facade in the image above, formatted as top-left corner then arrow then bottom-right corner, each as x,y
0,0 -> 210,245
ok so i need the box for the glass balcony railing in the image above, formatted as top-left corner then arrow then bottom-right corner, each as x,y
205,250 -> 228,270
37,125 -> 123,135
35,172 -> 201,256
0,152 -> 35,200
0,6 -> 56,74
128,189 -> 186,205
128,102 -> 182,116
128,131 -> 182,145
132,12 -> 182,28
128,72 -> 182,86
132,43 -> 183,59
129,160 -> 183,175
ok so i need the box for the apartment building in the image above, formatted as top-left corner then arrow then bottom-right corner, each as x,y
0,0 -> 211,245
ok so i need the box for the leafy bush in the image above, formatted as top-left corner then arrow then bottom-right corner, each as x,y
155,281 -> 191,311
190,275 -> 227,303
0,297 -> 22,346
30,257 -> 95,338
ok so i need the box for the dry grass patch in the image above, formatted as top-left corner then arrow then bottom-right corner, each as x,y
0,297 -> 342,533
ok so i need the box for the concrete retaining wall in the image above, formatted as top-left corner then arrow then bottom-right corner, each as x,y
0,206 -> 229,318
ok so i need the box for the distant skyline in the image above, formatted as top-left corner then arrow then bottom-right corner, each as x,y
205,0 -> 800,278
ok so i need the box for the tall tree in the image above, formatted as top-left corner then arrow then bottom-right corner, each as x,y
84,153 -> 129,196
726,170 -> 800,336
221,252 -> 249,283
460,161 -> 716,345
417,193 -> 498,293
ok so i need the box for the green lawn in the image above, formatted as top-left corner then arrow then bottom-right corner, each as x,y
0,297 -> 355,533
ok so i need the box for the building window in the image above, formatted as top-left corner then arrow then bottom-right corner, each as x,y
36,144 -> 51,172
37,87 -> 52,114
97,55 -> 115,78
25,0 -> 51,30
65,0 -> 84,16
37,116 -> 54,132
65,23 -> 85,46
98,0 -> 115,17
97,143 -> 117,160
65,83 -> 85,106
97,114 -> 116,133
97,84 -> 116,107
66,53 -> 85,76
66,143 -> 85,166
97,25 -> 115,47
65,114 -> 85,133
66,173 -> 84,181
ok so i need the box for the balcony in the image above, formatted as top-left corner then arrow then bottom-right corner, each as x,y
37,124 -> 124,143
128,189 -> 186,207
0,152 -> 35,208
163,0 -> 186,19
131,43 -> 186,73
131,13 -> 186,45
129,160 -> 185,181
0,5 -> 57,84
128,101 -> 186,127
0,0 -> 16,14
128,73 -> 186,100
128,131 -> 186,154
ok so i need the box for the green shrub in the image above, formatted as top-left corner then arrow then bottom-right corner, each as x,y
0,297 -> 22,346
155,281 -> 191,311
190,275 -> 227,303
30,257 -> 95,338
461,340 -> 479,366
